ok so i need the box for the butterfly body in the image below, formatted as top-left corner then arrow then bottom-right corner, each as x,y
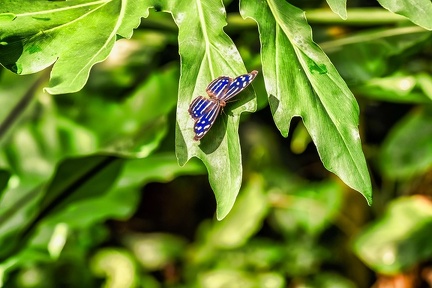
189,70 -> 258,140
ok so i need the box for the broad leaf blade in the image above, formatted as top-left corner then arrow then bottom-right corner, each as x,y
354,196 -> 432,274
377,0 -> 432,30
326,0 -> 347,20
146,0 -> 256,219
0,0 -> 148,94
380,108 -> 432,179
38,153 -> 204,230
240,0 -> 372,204
206,175 -> 268,248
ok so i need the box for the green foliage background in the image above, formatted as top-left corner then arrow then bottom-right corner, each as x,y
0,0 -> 432,287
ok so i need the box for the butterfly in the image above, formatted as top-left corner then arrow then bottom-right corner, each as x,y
188,70 -> 258,141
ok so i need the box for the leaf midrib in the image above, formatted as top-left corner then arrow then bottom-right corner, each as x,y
14,0 -> 109,17
268,0 -> 367,187
68,0 -> 128,87
196,0 -> 214,78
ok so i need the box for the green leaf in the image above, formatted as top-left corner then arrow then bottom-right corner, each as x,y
123,233 -> 187,270
0,71 -> 41,142
0,152 -> 204,264
380,108 -> 432,178
90,248 -> 138,286
205,174 -> 268,248
354,196 -> 432,274
240,0 -> 372,204
377,0 -> 432,30
326,0 -> 347,20
0,180 -> 45,259
355,73 -> 432,103
37,153 -> 204,229
324,26 -> 431,85
39,155 -> 123,217
0,0 -> 148,94
0,155 -> 123,260
416,72 -> 432,101
0,65 -> 182,257
82,66 -> 179,157
272,181 -> 344,236
145,1 -> 257,219
0,67 -> 177,174
306,8 -> 409,25
116,153 -> 205,189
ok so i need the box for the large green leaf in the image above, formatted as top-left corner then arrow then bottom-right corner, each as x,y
77,66 -> 179,157
144,1 -> 257,219
324,26 -> 431,85
377,0 -> 432,30
0,152 -> 205,275
240,0 -> 372,204
380,108 -> 432,178
354,196 -> 432,274
326,0 -> 347,20
36,153 -> 204,232
355,73 -> 432,103
0,67 -> 177,178
204,175 -> 268,248
272,180 -> 343,236
0,155 -> 124,260
0,0 -> 148,94
0,64 -> 181,262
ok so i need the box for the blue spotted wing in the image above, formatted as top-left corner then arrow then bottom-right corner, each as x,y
220,70 -> 258,101
188,96 -> 222,140
189,70 -> 258,141
206,76 -> 231,98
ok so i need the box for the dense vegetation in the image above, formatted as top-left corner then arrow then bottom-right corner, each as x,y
0,0 -> 431,287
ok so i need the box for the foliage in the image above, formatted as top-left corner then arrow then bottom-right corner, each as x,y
0,0 -> 431,287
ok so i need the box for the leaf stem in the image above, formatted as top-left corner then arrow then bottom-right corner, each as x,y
320,26 -> 428,51
305,8 -> 408,25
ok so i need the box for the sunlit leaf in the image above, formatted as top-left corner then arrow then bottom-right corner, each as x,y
380,108 -> 432,178
198,270 -> 258,288
0,0 -> 148,94
240,0 -> 372,204
326,0 -> 347,20
90,248 -> 137,287
0,71 -> 42,143
356,73 -> 432,103
39,156 -> 123,217
89,66 -> 179,157
205,174 -> 268,248
116,152 -> 205,189
324,26 -> 431,85
271,180 -> 343,236
144,0 -> 257,220
123,233 -> 187,270
0,182 -> 45,259
0,155 -> 123,261
354,196 -> 432,274
416,72 -> 432,100
377,0 -> 432,30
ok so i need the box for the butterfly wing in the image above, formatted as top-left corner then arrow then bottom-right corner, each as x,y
189,96 -> 214,119
189,70 -> 258,140
206,76 -> 231,98
219,70 -> 258,101
192,99 -> 221,140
